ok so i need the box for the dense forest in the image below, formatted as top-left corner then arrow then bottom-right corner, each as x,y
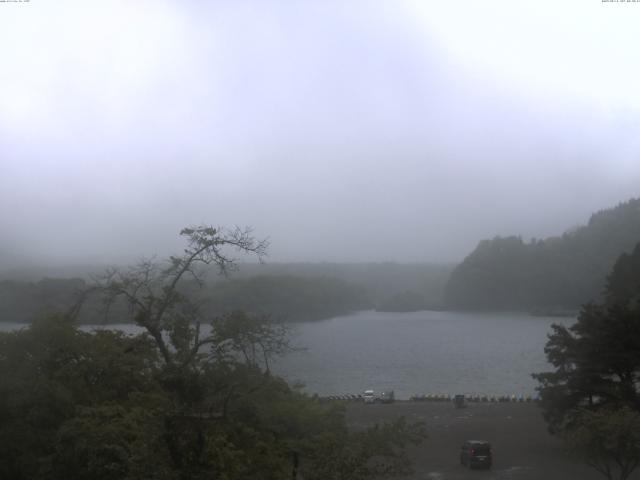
0,275 -> 369,324
0,227 -> 426,479
225,262 -> 453,308
532,242 -> 640,479
375,290 -> 440,313
445,198 -> 640,311
0,278 -> 87,323
0,263 -> 453,323
4,199 -> 639,319
200,275 -> 370,321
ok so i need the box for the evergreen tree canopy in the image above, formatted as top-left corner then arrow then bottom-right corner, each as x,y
533,242 -> 640,433
446,198 -> 640,310
533,242 -> 640,479
0,226 -> 426,480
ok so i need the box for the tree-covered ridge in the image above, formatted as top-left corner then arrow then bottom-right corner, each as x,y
375,290 -> 438,313
0,277 -> 87,323
0,262 -> 455,322
224,262 -> 453,309
533,243 -> 640,479
0,275 -> 370,324
201,275 -> 370,321
445,198 -> 640,310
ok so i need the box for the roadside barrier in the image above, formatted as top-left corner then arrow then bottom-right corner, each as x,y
319,394 -> 364,402
410,393 -> 536,402
317,393 -> 538,403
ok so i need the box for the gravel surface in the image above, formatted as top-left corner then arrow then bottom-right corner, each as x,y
346,401 -> 639,480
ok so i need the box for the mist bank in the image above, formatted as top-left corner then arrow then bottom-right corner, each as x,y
4,197 -> 639,320
0,263 -> 454,323
224,262 -> 453,311
445,197 -> 640,311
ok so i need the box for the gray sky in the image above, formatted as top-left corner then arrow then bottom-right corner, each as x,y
1,0 -> 640,265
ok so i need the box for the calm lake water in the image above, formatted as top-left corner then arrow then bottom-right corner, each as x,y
0,310 -> 573,399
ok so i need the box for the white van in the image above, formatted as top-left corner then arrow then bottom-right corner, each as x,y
363,390 -> 376,403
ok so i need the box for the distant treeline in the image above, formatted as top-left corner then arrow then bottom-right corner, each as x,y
0,278 -> 86,323
0,275 -> 368,324
225,262 -> 453,313
0,269 -> 451,323
4,197 -> 639,319
445,198 -> 640,311
198,275 -> 370,321
0,262 -> 454,322
375,290 -> 444,312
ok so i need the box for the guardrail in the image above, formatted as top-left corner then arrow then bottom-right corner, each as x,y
410,393 -> 537,403
319,394 -> 364,402
316,393 -> 539,403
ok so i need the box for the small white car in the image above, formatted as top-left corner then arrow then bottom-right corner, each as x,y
363,390 -> 376,403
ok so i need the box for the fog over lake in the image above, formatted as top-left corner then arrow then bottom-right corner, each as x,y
1,310 -> 570,400
276,311 -> 571,399
3,2 -> 640,478
2,1 -> 640,267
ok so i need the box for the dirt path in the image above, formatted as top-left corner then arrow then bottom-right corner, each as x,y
346,401 -> 639,480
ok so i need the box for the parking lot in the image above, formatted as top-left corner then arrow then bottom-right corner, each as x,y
346,401 -> 638,480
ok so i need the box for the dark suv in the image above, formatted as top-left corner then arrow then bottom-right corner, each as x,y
460,440 -> 492,469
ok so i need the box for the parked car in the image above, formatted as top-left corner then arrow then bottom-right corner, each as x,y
453,394 -> 466,408
460,440 -> 492,469
363,390 -> 376,403
379,389 -> 395,403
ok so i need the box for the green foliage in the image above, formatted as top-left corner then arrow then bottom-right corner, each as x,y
52,403 -> 172,480
375,290 -> 430,312
0,274 -> 370,325
202,274 -> 370,321
209,310 -> 292,371
534,244 -> 640,479
533,304 -> 640,432
0,263 -> 455,324
299,417 -> 426,480
0,314 -> 424,480
606,243 -> 640,310
533,244 -> 640,432
0,315 -> 164,480
223,262 -> 454,310
0,277 -> 86,323
565,407 -> 640,480
0,226 -> 425,479
446,198 -> 640,310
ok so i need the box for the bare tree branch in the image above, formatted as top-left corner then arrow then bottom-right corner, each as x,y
78,225 -> 268,369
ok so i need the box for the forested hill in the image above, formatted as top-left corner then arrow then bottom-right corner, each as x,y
0,262 -> 453,322
445,198 -> 640,311
0,275 -> 370,324
199,275 -> 370,321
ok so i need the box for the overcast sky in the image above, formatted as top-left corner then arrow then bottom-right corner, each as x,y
1,0 -> 639,265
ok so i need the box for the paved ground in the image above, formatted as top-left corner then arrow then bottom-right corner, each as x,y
346,401 -> 640,480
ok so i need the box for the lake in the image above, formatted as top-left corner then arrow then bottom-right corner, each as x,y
275,310 -> 572,399
0,310 -> 573,399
